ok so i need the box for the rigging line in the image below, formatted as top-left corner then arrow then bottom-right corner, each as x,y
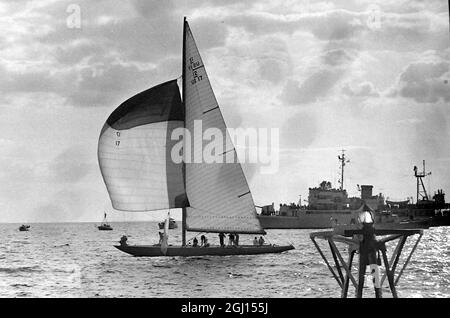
186,232 -> 207,243
202,106 -> 219,114
219,149 -> 235,156
238,191 -> 251,198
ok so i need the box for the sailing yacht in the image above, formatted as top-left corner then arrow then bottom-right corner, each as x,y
158,217 -> 177,230
98,212 -> 113,231
97,18 -> 294,257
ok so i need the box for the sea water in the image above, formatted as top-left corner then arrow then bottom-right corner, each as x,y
0,222 -> 448,298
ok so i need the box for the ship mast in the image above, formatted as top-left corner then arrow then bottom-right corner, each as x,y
337,150 -> 349,191
413,160 -> 431,203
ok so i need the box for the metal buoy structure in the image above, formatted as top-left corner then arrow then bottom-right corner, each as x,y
310,203 -> 425,298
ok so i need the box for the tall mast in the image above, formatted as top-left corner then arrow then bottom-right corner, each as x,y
337,149 -> 349,191
181,17 -> 187,247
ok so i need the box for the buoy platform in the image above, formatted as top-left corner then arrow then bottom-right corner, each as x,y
310,228 -> 424,298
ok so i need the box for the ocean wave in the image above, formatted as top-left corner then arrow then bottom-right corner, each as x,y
51,266 -> 80,274
11,283 -> 34,288
152,264 -> 173,268
0,265 -> 43,274
11,241 -> 31,244
0,223 -> 447,298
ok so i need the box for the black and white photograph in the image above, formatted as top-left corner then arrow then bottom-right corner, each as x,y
0,0 -> 449,304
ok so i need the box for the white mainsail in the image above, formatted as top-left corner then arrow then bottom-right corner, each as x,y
183,21 -> 264,234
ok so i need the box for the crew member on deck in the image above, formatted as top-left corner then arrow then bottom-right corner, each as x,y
200,235 -> 206,246
258,236 -> 265,246
253,237 -> 258,245
119,235 -> 128,246
218,232 -> 225,247
228,233 -> 234,246
193,237 -> 198,247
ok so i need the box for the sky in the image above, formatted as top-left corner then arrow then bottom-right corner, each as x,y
0,0 -> 449,223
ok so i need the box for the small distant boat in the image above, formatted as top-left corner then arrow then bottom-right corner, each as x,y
98,223 -> 113,231
97,212 -> 113,231
19,224 -> 30,231
158,218 -> 177,230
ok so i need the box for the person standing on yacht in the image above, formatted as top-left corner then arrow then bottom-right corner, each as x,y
218,232 -> 225,247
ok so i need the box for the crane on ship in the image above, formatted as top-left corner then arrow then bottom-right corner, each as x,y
413,160 -> 431,203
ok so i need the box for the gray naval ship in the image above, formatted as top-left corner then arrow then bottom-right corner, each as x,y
257,153 -> 443,230
256,182 -> 408,229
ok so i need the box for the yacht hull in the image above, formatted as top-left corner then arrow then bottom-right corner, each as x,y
114,244 -> 294,257
98,226 -> 113,231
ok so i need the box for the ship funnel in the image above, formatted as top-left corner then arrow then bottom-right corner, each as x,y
360,185 -> 373,199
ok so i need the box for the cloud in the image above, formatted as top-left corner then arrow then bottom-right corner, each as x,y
280,70 -> 342,105
0,160 -> 38,203
48,146 -> 94,184
0,1 -> 236,109
218,4 -> 447,52
53,39 -> 106,65
342,81 -> 379,97
279,48 -> 358,105
33,187 -> 94,222
411,106 -> 449,158
346,147 -> 378,182
68,61 -> 160,107
131,0 -> 176,18
393,60 -> 450,103
224,9 -> 365,41
253,36 -> 292,84
280,111 -> 318,149
309,10 -> 364,41
209,34 -> 292,89
322,49 -> 355,66
0,64 -> 70,94
33,203 -> 63,223
258,58 -> 287,84
0,58 -> 163,108
189,17 -> 230,50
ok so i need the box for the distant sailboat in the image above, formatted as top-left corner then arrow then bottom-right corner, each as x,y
98,212 -> 113,231
97,18 -> 294,257
158,217 -> 177,230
